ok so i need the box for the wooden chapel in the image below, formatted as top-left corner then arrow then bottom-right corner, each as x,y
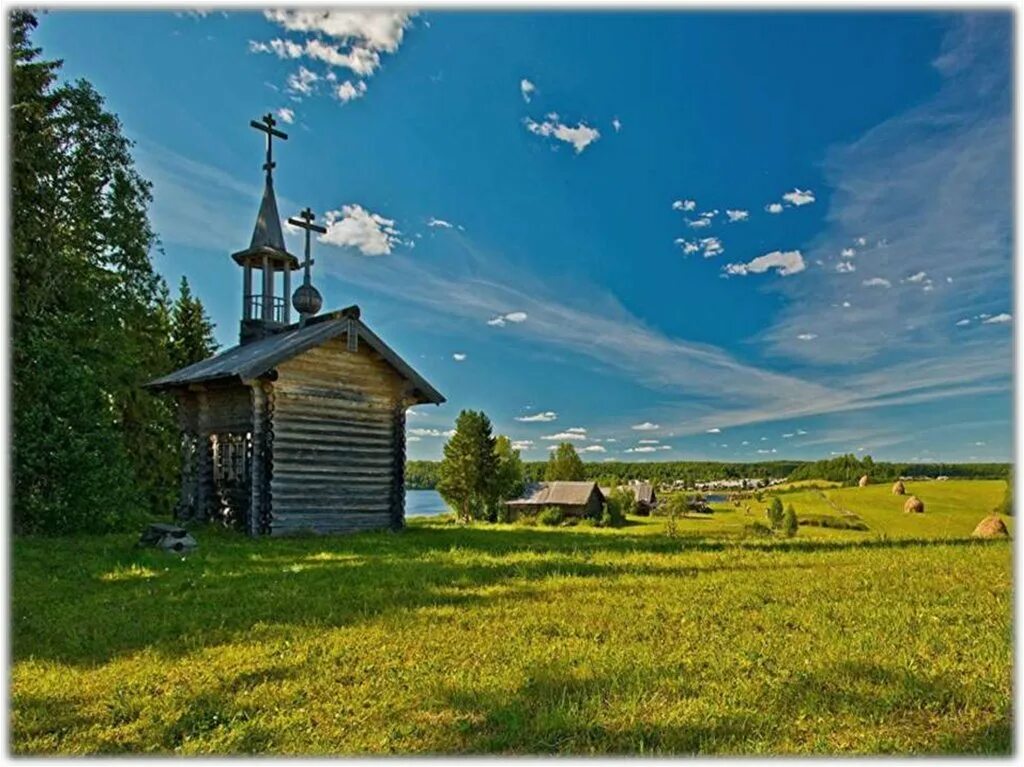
146,114 -> 445,536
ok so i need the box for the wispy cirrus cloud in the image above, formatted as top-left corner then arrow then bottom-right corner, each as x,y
516,411 -> 557,422
757,14 -> 1011,367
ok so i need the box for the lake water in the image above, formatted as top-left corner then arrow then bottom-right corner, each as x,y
405,489 -> 451,517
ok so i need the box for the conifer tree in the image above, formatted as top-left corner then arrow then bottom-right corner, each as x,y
437,410 -> 498,522
11,12 -> 178,532
170,276 -> 218,368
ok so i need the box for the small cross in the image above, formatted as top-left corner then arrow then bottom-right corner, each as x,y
287,207 -> 327,284
249,112 -> 288,176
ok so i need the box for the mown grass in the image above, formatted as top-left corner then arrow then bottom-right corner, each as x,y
11,481 -> 1012,755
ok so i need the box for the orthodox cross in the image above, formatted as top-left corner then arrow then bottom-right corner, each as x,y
287,207 -> 327,285
249,112 -> 288,178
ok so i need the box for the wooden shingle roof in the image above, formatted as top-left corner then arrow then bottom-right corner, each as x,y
507,481 -> 603,507
145,305 -> 445,405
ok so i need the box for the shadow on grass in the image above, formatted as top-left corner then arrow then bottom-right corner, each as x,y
11,523 -> 1009,668
423,659 -> 1010,755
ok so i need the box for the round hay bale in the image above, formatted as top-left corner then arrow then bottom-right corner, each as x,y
891,480 -> 906,495
858,475 -> 870,487
972,515 -> 1009,538
903,495 -> 925,514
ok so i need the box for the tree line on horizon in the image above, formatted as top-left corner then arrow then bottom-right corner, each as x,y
409,452 -> 1010,491
11,13 -> 217,534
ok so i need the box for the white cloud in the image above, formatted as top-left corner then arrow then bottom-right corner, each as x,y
612,118 -> 622,132
836,261 -> 856,274
765,202 -> 784,214
452,353 -> 467,362
706,428 -> 721,434
956,318 -> 971,326
782,188 -> 816,206
254,11 -> 414,99
336,80 -> 367,103
264,10 -> 412,52
724,250 -> 806,278
580,445 -> 607,453
796,333 -> 818,341
285,66 -> 319,96
906,271 -> 928,283
700,237 -> 724,257
686,217 -> 712,229
409,427 -> 455,438
427,217 -> 455,229
983,313 -> 1012,324
672,199 -> 697,212
855,237 -> 868,247
542,430 -> 588,441
319,204 -> 401,255
840,248 -> 856,258
675,239 -> 701,255
725,209 -> 749,222
524,115 -> 600,154
637,439 -> 660,444
487,311 -> 528,327
632,422 -> 660,431
625,446 -> 658,453
511,440 -> 534,450
276,107 -> 295,124
515,411 -> 557,422
520,78 -> 535,103
861,277 -> 892,288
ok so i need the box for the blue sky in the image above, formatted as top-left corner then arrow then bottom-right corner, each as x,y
35,10 -> 1013,463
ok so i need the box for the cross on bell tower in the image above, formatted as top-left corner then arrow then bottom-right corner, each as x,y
287,207 -> 326,327
251,112 -> 287,178
232,114 -> 300,344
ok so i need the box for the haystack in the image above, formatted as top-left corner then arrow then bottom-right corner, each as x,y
903,495 -> 924,514
891,480 -> 906,495
972,515 -> 1009,538
858,475 -> 870,487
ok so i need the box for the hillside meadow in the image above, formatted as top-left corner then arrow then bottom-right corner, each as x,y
11,480 -> 1011,755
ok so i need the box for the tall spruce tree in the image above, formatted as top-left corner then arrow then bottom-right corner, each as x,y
11,12 -> 178,532
170,276 -> 218,369
437,410 -> 498,522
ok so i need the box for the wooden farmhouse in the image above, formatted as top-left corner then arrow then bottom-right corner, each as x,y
146,115 -> 444,536
506,481 -> 605,519
600,480 -> 658,515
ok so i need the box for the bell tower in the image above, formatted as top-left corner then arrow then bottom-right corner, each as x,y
233,113 -> 300,344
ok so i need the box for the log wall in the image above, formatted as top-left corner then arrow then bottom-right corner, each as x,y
268,336 -> 409,535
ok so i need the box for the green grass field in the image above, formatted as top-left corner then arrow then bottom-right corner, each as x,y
11,480 -> 1012,755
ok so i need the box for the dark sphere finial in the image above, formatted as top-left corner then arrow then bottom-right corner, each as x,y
293,283 -> 323,318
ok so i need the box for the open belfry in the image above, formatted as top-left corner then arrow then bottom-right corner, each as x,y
146,115 -> 444,536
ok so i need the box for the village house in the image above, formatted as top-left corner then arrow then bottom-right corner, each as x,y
599,480 -> 658,515
145,115 -> 444,536
506,481 -> 605,519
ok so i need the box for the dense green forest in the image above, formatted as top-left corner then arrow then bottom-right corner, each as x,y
11,13 -> 216,534
407,454 -> 1010,490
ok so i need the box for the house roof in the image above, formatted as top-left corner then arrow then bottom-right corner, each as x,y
631,481 -> 656,504
507,481 -> 603,507
145,305 -> 445,405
